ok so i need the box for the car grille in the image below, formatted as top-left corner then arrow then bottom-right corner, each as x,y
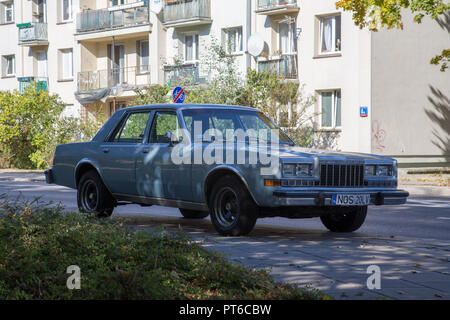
320,162 -> 364,188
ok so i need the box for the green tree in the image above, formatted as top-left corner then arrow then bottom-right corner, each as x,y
0,84 -> 74,169
134,84 -> 171,105
0,84 -> 99,169
336,0 -> 450,71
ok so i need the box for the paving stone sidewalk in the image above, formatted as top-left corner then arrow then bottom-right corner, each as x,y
126,215 -> 450,300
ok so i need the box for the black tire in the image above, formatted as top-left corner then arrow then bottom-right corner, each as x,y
77,170 -> 116,218
208,175 -> 258,236
320,206 -> 368,232
179,208 -> 209,219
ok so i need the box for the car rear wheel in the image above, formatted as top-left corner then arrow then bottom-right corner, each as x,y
208,175 -> 258,236
77,170 -> 116,218
179,208 -> 209,219
320,206 -> 368,232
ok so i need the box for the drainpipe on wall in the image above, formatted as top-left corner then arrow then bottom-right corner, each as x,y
245,0 -> 251,72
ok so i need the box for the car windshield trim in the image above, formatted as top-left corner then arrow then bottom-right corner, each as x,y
181,108 -> 295,145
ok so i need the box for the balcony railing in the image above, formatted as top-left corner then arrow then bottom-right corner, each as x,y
17,23 -> 48,44
256,0 -> 298,11
164,63 -> 209,87
76,2 -> 149,34
258,54 -> 298,79
162,0 -> 211,25
77,66 -> 150,92
17,77 -> 49,93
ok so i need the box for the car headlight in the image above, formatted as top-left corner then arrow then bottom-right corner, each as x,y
377,165 -> 393,176
282,163 -> 313,177
365,165 -> 376,176
365,164 -> 393,176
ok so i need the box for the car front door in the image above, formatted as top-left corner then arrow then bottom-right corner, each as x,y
98,110 -> 152,196
136,110 -> 193,201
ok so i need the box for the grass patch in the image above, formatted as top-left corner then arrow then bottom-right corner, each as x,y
0,198 -> 325,300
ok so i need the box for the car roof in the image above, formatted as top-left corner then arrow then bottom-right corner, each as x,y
122,104 -> 258,112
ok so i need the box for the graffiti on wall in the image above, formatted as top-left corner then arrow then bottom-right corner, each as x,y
372,120 -> 386,153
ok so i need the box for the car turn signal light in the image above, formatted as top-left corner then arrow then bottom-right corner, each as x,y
264,179 -> 281,187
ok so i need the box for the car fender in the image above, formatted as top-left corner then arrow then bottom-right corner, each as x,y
204,165 -> 261,206
74,158 -> 109,192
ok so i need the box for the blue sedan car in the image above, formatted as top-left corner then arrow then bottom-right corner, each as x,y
45,104 -> 408,236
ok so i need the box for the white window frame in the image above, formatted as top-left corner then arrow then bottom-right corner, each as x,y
139,40 -> 149,73
4,1 -> 14,23
319,14 -> 341,54
319,90 -> 341,129
184,33 -> 199,63
61,0 -> 73,22
3,55 -> 15,76
278,21 -> 296,54
223,27 -> 243,54
59,49 -> 73,80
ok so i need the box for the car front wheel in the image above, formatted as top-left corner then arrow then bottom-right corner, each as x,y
77,170 -> 116,218
208,175 -> 258,236
320,206 -> 368,232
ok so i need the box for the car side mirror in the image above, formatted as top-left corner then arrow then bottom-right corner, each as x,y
165,131 -> 179,146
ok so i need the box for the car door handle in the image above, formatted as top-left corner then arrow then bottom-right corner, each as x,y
142,148 -> 151,154
102,148 -> 110,153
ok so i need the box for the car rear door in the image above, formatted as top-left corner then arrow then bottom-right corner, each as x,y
135,109 -> 193,201
98,110 -> 153,196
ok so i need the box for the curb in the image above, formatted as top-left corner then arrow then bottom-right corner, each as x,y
400,185 -> 450,197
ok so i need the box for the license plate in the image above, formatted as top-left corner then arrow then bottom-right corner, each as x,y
332,194 -> 371,206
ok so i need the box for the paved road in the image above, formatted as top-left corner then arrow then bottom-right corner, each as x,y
1,180 -> 449,300
1,181 -> 449,242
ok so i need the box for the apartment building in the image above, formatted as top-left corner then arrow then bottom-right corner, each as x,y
0,0 -> 449,167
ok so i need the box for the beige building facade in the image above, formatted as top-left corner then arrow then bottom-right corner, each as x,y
0,0 -> 449,167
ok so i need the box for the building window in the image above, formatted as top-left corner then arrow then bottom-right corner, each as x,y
0,1 -> 14,24
4,1 -> 13,23
223,27 -> 243,54
59,49 -> 73,80
61,0 -> 72,22
184,34 -> 199,62
278,21 -> 297,54
319,15 -> 341,53
320,90 -> 341,128
2,55 -> 15,77
138,40 -> 149,73
110,0 -> 125,6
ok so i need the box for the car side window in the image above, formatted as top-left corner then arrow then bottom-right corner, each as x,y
149,111 -> 180,143
112,112 -> 151,143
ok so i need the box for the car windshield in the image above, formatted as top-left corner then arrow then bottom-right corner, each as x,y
182,108 -> 294,145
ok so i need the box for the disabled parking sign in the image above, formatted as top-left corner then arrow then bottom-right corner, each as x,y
173,87 -> 185,104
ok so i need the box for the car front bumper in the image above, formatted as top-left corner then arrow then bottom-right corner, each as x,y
273,189 -> 409,206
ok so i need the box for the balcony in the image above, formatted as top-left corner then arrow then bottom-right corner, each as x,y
77,66 -> 150,92
258,54 -> 298,79
75,1 -> 151,40
163,63 -> 210,87
17,23 -> 48,46
18,77 -> 49,93
255,0 -> 299,15
162,0 -> 212,28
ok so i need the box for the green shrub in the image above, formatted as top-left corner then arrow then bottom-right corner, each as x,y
0,198 -> 324,300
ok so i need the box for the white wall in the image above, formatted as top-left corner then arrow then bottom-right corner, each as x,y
297,0 -> 372,152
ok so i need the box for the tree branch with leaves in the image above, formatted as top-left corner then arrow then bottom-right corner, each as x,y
336,0 -> 450,71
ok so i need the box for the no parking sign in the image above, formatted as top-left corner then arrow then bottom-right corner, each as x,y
172,87 -> 185,104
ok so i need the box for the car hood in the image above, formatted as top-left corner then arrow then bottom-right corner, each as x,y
259,145 -> 394,162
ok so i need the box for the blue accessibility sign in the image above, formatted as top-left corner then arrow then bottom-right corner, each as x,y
360,106 -> 368,117
172,87 -> 185,103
